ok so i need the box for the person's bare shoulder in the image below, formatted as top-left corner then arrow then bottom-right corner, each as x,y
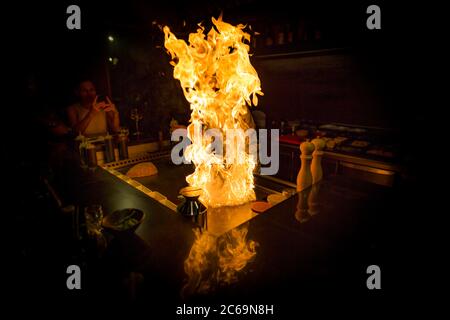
67,103 -> 81,124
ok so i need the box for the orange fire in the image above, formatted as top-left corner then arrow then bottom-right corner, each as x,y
164,15 -> 263,207
182,223 -> 258,297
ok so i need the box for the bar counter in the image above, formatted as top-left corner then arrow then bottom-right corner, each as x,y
33,147 -> 411,314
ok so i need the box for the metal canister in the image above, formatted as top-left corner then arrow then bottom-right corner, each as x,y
103,133 -> 115,163
118,133 -> 129,160
74,133 -> 84,151
86,143 -> 98,169
79,140 -> 88,169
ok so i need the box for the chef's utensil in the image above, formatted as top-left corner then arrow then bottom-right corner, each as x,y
177,186 -> 207,217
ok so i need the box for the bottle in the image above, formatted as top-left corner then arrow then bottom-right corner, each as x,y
275,24 -> 284,45
280,121 -> 286,135
314,28 -> 322,41
286,24 -> 293,44
297,21 -> 306,42
264,25 -> 274,47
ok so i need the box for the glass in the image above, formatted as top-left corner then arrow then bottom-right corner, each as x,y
85,204 -> 104,236
130,108 -> 144,137
119,126 -> 130,136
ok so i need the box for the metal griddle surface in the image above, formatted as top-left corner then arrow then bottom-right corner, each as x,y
117,158 -> 275,205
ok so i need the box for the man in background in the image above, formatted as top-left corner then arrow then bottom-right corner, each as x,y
67,80 -> 120,137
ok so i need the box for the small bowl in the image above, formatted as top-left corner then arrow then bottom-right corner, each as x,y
102,208 -> 145,233
295,129 -> 309,138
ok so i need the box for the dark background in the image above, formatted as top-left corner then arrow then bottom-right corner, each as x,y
7,0 -> 432,315
12,0 -> 423,136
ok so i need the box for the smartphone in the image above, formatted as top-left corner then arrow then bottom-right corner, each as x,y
97,94 -> 107,103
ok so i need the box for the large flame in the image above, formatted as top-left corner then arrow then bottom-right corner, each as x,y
164,16 -> 263,207
182,223 -> 258,297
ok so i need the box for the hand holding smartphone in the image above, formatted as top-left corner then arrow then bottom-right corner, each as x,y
93,95 -> 110,111
96,94 -> 107,104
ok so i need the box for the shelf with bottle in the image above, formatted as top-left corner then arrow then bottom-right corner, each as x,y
248,19 -> 336,58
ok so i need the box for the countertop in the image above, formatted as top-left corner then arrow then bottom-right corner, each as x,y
48,150 -> 403,313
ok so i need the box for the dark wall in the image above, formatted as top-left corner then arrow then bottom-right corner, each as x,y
13,0 -> 419,136
253,50 -> 393,128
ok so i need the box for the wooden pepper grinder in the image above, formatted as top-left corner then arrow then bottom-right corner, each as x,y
297,141 -> 315,192
311,138 -> 325,184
